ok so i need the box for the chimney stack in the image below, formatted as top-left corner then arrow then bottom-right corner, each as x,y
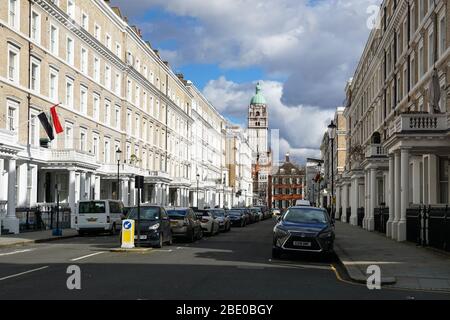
285,153 -> 290,163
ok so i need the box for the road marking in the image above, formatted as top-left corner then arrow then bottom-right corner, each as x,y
0,249 -> 33,257
0,266 -> 49,281
70,252 -> 105,261
153,249 -> 173,252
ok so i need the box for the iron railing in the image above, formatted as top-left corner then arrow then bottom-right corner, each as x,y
406,205 -> 450,252
357,208 -> 365,227
374,207 -> 389,234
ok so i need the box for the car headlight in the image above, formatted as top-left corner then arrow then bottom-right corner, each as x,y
319,229 -> 333,239
149,223 -> 160,231
274,226 -> 289,237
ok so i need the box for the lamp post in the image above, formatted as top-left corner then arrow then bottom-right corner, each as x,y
328,120 -> 337,220
116,148 -> 122,201
317,162 -> 322,208
196,174 -> 200,208
223,174 -> 226,209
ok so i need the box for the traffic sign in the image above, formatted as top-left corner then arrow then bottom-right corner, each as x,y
121,219 -> 135,249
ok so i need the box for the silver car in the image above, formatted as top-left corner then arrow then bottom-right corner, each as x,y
208,209 -> 231,232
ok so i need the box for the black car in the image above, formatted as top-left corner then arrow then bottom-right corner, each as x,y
166,207 -> 203,242
272,206 -> 335,259
233,208 -> 253,224
226,210 -> 247,227
125,205 -> 173,248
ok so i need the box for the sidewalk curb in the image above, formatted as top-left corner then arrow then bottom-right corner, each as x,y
0,234 -> 79,248
334,243 -> 397,285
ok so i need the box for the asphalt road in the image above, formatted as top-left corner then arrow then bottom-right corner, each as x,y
0,218 -> 449,300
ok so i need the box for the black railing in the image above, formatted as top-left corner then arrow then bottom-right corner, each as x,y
406,205 -> 450,252
374,207 -> 389,234
346,208 -> 351,223
357,208 -> 365,227
338,208 -> 343,220
16,205 -> 72,232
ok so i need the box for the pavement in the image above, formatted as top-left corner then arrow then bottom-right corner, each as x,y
0,229 -> 78,248
0,218 -> 449,299
334,221 -> 450,292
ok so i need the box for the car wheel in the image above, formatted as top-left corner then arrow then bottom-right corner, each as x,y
78,230 -> 85,236
198,229 -> 204,239
154,234 -> 163,248
110,224 -> 117,235
189,230 -> 195,243
272,248 -> 282,259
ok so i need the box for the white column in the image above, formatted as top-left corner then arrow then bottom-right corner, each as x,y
121,179 -> 129,205
80,172 -> 87,201
398,149 -> 409,242
393,151 -> 401,240
17,163 -> 28,207
336,186 -> 341,219
94,176 -> 100,200
363,172 -> 369,229
165,184 -> 170,206
428,154 -> 438,204
350,177 -> 359,226
368,168 -> 376,231
29,165 -> 38,207
387,155 -> 395,238
412,158 -> 421,204
5,158 -> 19,234
68,170 -> 76,215
341,183 -> 348,222
129,178 -> 136,206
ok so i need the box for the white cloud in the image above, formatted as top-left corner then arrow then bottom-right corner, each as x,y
112,0 -> 381,108
203,77 -> 334,163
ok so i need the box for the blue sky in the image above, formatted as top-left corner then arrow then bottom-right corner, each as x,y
110,0 -> 381,162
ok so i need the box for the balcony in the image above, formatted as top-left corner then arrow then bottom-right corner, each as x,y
365,144 -> 387,158
389,113 -> 447,136
48,149 -> 99,170
0,129 -> 19,147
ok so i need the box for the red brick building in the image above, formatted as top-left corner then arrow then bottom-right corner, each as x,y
269,154 -> 305,210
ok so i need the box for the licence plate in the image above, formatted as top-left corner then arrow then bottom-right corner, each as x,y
170,221 -> 178,226
134,235 -> 147,240
293,241 -> 311,247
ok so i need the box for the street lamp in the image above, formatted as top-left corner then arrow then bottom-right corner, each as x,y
116,148 -> 122,201
196,174 -> 200,208
328,120 -> 337,220
222,174 -> 226,209
317,162 -> 322,208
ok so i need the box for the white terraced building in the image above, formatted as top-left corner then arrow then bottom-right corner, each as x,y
0,0 -> 246,234
336,0 -> 449,243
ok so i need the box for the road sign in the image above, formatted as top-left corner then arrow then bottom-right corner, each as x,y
121,219 -> 135,249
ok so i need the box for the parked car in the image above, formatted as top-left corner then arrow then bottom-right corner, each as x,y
255,206 -> 270,219
295,200 -> 312,207
208,209 -> 231,232
124,205 -> 173,248
272,206 -> 335,259
75,200 -> 125,236
166,207 -> 203,242
193,209 -> 220,236
232,208 -> 251,224
272,208 -> 281,217
225,210 -> 247,227
250,207 -> 263,221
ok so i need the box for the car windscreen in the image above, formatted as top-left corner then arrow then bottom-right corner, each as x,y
167,210 -> 188,220
283,208 -> 328,224
227,211 -> 242,216
79,201 -> 106,214
128,207 -> 160,220
209,210 -> 224,217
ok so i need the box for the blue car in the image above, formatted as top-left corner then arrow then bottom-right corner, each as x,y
272,206 -> 335,259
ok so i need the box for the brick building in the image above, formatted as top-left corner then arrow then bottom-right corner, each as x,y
269,153 -> 305,210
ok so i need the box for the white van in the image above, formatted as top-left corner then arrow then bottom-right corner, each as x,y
75,200 -> 125,235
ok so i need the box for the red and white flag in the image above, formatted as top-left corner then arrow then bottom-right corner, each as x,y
50,104 -> 64,134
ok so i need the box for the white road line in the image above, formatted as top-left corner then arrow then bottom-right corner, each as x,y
70,252 -> 105,261
0,266 -> 49,281
0,249 -> 33,257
